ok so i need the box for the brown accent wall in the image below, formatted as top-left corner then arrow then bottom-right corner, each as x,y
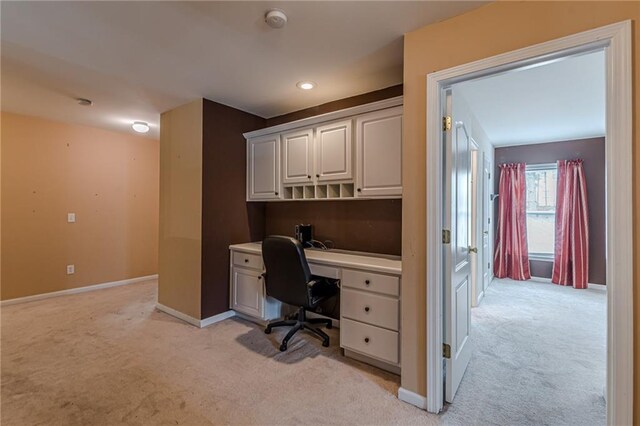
494,137 -> 606,285
263,85 -> 403,256
201,99 -> 266,319
265,85 -> 403,127
1,112 -> 159,300
265,200 -> 401,256
402,1 -> 639,404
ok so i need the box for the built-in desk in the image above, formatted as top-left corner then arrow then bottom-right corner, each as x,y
229,242 -> 401,374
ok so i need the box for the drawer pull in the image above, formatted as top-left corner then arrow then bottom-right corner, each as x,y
364,306 -> 370,313
365,279 -> 371,286
364,337 -> 370,343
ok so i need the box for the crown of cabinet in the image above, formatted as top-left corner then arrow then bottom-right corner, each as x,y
246,97 -> 403,202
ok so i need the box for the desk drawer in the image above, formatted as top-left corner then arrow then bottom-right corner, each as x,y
341,318 -> 399,365
342,269 -> 399,297
309,263 -> 340,279
232,251 -> 263,271
341,288 -> 399,331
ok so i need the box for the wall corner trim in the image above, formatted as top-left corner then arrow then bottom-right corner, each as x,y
398,387 -> 428,410
156,304 -> 235,328
1,274 -> 158,306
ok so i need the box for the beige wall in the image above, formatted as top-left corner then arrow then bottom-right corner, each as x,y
1,112 -> 159,300
158,100 -> 203,319
401,0 -> 639,407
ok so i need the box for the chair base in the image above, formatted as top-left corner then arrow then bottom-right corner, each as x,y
264,306 -> 333,351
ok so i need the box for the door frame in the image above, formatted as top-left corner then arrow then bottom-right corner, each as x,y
469,137 -> 482,307
425,21 -> 632,424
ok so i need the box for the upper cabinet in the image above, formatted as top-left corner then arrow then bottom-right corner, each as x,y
355,106 -> 403,198
281,128 -> 314,184
315,120 -> 353,182
247,134 -> 280,200
244,97 -> 402,202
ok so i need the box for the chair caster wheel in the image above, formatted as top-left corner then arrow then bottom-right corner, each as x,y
279,344 -> 287,352
322,340 -> 329,347
326,322 -> 333,329
264,328 -> 271,334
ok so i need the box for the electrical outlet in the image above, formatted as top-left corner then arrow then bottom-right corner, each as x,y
66,264 -> 75,275
67,213 -> 76,223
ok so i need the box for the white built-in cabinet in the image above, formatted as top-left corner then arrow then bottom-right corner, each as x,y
315,120 -> 353,182
245,97 -> 402,201
281,128 -> 314,184
355,106 -> 403,197
247,134 -> 280,200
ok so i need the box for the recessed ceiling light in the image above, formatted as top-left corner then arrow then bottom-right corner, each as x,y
296,81 -> 316,90
132,121 -> 150,133
76,98 -> 93,106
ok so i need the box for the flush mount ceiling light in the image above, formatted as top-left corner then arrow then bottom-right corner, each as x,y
132,121 -> 150,133
76,98 -> 93,106
296,81 -> 316,90
265,8 -> 287,29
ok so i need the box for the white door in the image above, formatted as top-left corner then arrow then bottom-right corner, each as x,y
231,266 -> 264,318
482,154 -> 492,292
470,141 -> 482,307
248,135 -> 280,200
443,91 -> 473,403
355,107 -> 402,197
315,119 -> 353,182
282,128 -> 313,184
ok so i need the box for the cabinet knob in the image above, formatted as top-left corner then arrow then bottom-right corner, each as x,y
244,258 -> 249,263
365,279 -> 370,286
275,191 -> 279,196
307,175 -> 311,179
316,174 -> 320,178
364,306 -> 370,313
258,276 -> 262,280
357,188 -> 362,192
364,337 -> 370,343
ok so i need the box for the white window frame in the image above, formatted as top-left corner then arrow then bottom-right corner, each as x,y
525,163 -> 558,261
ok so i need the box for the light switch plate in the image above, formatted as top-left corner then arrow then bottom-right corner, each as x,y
67,213 -> 76,223
66,264 -> 75,275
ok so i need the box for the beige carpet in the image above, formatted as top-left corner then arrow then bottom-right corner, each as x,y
1,279 -> 606,425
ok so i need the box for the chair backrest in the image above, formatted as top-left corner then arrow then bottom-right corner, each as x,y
262,235 -> 312,307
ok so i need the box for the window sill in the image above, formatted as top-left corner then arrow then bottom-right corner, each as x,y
529,255 -> 554,262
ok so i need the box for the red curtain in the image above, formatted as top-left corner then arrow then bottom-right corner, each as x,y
494,163 -> 531,280
552,159 -> 589,289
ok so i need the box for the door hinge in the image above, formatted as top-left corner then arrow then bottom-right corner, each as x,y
442,229 -> 451,244
488,262 -> 491,270
442,116 -> 452,131
443,343 -> 451,359
488,172 -> 491,179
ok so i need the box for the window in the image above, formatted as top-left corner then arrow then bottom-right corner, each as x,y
525,164 -> 557,257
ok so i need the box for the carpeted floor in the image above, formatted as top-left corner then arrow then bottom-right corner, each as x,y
1,278 -> 606,425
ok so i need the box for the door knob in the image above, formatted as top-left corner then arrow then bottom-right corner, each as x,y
468,246 -> 478,253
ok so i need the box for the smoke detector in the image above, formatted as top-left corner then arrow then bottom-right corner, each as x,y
265,8 -> 287,29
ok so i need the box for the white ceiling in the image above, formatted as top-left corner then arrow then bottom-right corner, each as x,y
455,51 -> 605,146
1,1 -> 486,139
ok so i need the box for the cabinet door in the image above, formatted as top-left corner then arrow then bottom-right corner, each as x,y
248,135 -> 280,200
315,120 -> 353,182
231,266 -> 264,318
282,128 -> 313,184
355,107 -> 402,197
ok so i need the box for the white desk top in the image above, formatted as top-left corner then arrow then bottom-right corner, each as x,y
229,242 -> 402,275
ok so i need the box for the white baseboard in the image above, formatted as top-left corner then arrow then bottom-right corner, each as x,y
1,274 -> 158,306
200,310 -> 236,327
156,303 -> 235,328
531,276 -> 607,291
398,387 -> 428,410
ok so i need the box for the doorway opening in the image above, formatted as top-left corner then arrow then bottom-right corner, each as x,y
425,21 -> 632,425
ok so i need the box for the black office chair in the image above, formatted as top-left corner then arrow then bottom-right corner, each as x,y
262,236 -> 339,351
